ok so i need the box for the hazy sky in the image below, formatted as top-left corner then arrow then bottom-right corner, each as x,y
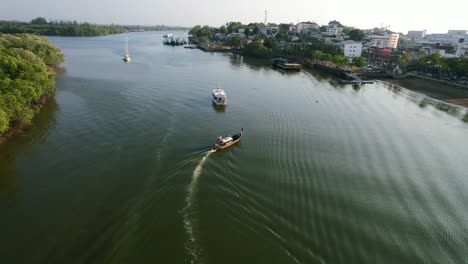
1,0 -> 467,34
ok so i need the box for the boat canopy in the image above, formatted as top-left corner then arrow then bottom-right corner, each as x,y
221,137 -> 233,142
213,94 -> 226,98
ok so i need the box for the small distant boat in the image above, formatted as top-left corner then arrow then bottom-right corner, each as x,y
212,81 -> 227,106
123,36 -> 130,62
163,33 -> 173,38
212,128 -> 243,152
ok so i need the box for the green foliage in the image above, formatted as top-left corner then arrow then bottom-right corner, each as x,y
0,34 -> 64,67
397,53 -> 411,68
244,40 -> 272,58
279,24 -> 290,33
348,29 -> 364,41
354,56 -> 367,67
415,53 -> 468,77
0,34 -> 62,135
189,25 -> 202,36
0,108 -> 8,133
31,17 -> 48,25
230,36 -> 244,48
226,22 -> 242,34
219,25 -> 228,35
252,26 -> 259,35
263,38 -> 279,52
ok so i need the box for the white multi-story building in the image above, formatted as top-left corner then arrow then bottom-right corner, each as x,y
342,41 -> 363,58
326,25 -> 343,36
260,26 -> 279,37
367,32 -> 399,48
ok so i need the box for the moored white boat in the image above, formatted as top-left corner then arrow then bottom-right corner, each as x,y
212,81 -> 227,106
212,128 -> 243,152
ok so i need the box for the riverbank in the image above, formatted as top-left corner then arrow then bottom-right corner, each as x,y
302,60 -> 468,108
0,90 -> 52,145
381,78 -> 468,107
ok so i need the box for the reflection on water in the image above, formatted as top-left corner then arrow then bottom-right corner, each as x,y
382,81 -> 468,122
0,152 -> 18,203
0,98 -> 58,202
212,104 -> 226,113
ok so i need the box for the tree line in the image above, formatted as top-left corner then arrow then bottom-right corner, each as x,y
0,33 -> 64,134
0,19 -> 125,36
0,18 -> 188,37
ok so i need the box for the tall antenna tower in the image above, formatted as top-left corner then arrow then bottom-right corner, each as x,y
264,10 -> 268,25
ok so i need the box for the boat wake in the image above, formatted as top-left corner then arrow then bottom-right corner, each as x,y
182,150 -> 215,263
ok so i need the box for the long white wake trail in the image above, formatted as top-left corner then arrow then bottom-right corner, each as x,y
182,150 -> 214,263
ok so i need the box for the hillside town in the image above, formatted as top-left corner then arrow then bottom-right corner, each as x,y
188,20 -> 468,85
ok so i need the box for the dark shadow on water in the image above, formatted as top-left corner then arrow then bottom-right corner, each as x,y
0,98 -> 59,203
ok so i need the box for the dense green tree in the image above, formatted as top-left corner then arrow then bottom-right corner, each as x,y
189,25 -> 201,36
230,36 -> 243,48
0,34 -> 63,134
219,25 -> 228,35
354,56 -> 367,67
279,24 -> 290,33
0,20 -> 138,37
226,22 -> 242,34
244,40 -> 272,58
348,29 -> 364,41
31,17 -> 48,25
263,38 -> 279,51
397,52 -> 411,69
252,26 -> 259,35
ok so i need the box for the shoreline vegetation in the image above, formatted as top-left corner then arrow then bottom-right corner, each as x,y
188,22 -> 468,108
0,33 -> 64,144
0,17 -> 189,37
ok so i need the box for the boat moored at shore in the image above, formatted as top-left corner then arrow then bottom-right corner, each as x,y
272,58 -> 301,71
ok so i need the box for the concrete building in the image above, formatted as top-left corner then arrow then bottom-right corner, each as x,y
260,26 -> 279,37
407,30 -> 426,39
367,32 -> 399,49
296,22 -> 320,35
342,41 -> 363,58
326,25 -> 343,36
447,30 -> 467,37
429,30 -> 467,44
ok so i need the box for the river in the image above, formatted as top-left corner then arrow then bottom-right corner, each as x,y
1,32 -> 467,264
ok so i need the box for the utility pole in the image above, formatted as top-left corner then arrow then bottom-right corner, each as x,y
264,10 -> 268,26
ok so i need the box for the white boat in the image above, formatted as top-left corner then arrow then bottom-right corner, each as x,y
163,33 -> 173,38
211,128 -> 243,152
123,36 -> 130,62
212,81 -> 227,106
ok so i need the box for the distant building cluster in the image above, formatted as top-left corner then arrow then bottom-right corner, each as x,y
404,29 -> 467,58
214,20 -> 467,61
